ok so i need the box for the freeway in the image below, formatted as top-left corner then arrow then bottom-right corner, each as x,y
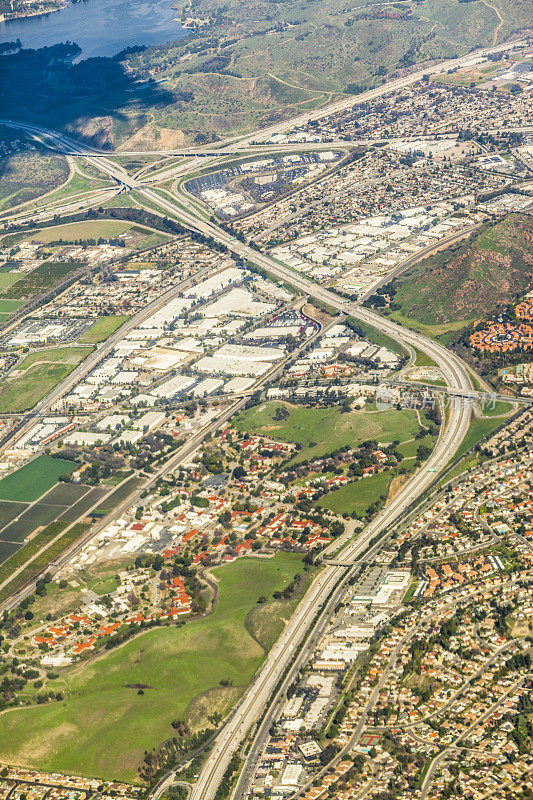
0,260 -> 234,457
0,40 -> 525,160
0,309 -> 328,615
0,117 -> 478,798
0,39 -> 510,793
125,182 -> 477,800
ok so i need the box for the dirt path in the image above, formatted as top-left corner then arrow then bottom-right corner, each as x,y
481,0 -> 504,45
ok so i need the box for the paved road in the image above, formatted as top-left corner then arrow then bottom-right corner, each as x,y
0,261 -> 232,457
419,675 -> 529,799
1,124 -> 477,800
0,42 -> 515,792
1,40 -> 525,159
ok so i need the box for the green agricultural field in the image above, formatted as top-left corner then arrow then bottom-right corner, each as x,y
78,315 -> 130,344
0,500 -> 28,529
0,346 -> 91,412
0,483 -> 92,544
0,554 -> 304,781
0,520 -> 69,583
0,273 -> 21,292
0,522 -> 89,604
41,483 -> 89,506
235,402 -> 421,464
58,486 -> 109,523
0,504 -> 66,542
0,298 -> 24,313
0,540 -> 20,564
2,261 -> 83,301
92,477 -> 141,516
0,455 -> 76,502
317,470 -> 394,516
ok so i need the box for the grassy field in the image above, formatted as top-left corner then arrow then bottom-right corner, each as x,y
0,298 -> 24,313
0,273 -> 22,292
29,220 -> 133,243
317,470 -> 394,516
78,315 -> 130,344
235,402 -> 421,464
0,456 -> 76,502
481,401 -> 515,417
0,554 -> 303,781
21,172 -> 114,212
389,309 -> 478,339
86,575 -> 120,595
0,346 -> 91,412
397,432 -> 436,460
348,317 -> 406,356
412,347 -> 439,369
453,415 -> 511,461
26,220 -> 168,251
245,566 -> 315,651
0,147 -> 69,212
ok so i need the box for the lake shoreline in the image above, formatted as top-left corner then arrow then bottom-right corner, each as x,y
0,0 -> 185,60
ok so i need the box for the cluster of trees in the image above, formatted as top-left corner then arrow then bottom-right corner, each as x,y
47,237 -> 126,248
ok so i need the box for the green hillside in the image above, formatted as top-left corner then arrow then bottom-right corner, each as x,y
390,214 -> 533,335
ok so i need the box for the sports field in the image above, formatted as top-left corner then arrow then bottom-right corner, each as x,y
235,402 -> 421,464
0,347 -> 91,412
0,455 -> 76,502
0,554 -> 304,781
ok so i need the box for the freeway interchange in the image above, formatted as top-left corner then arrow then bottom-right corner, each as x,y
0,40 -> 520,800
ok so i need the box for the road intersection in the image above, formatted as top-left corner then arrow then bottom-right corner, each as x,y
0,40 -> 523,797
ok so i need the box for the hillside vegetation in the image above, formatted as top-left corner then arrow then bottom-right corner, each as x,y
390,214 -> 533,333
1,0 -> 530,145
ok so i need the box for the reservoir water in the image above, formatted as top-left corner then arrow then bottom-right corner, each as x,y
0,0 -> 186,59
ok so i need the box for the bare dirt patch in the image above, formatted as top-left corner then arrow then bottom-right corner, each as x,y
184,685 -> 242,734
119,125 -> 187,151
386,473 -> 410,505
